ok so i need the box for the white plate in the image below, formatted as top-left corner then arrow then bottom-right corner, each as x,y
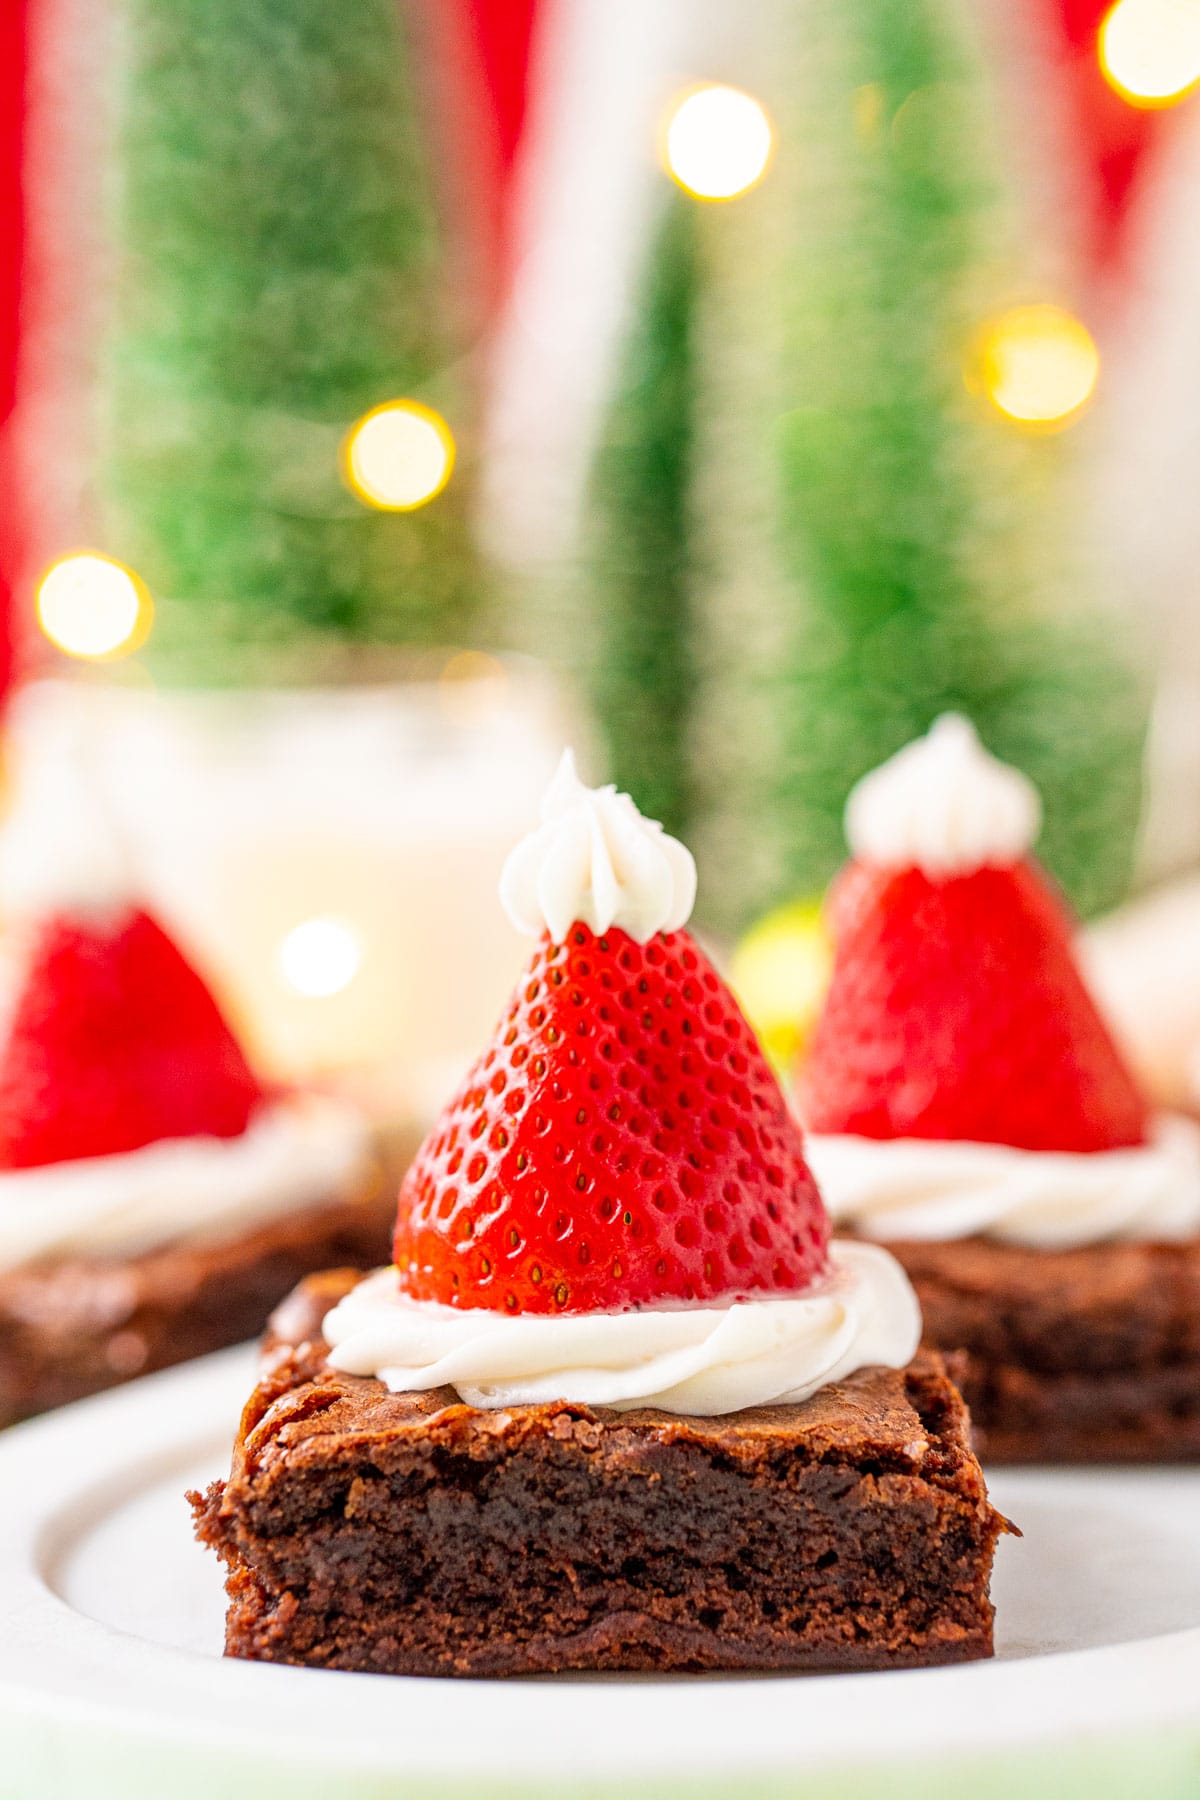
2,1346 -> 1199,1800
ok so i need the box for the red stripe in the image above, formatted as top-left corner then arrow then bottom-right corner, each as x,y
1041,0 -> 1165,280
0,0 -> 24,419
465,0 -> 538,176
434,0 -> 541,309
0,0 -> 27,701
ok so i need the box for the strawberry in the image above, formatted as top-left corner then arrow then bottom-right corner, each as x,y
394,923 -> 829,1314
799,859 -> 1149,1154
0,907 -> 264,1169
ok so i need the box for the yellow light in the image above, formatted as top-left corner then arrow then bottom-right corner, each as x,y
36,553 -> 152,660
663,84 -> 774,202
1100,0 -> 1200,107
729,901 -> 833,1078
278,918 -> 362,998
977,305 -> 1100,428
343,401 -> 456,511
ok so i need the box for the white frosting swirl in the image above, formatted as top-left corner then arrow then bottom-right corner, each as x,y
845,714 -> 1041,878
499,749 -> 696,945
322,1240 -> 920,1417
0,1095 -> 376,1271
804,1114 -> 1200,1249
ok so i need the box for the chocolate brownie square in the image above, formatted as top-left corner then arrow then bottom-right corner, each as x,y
887,1234 -> 1200,1463
0,1186 -> 393,1428
190,1270 -> 1011,1676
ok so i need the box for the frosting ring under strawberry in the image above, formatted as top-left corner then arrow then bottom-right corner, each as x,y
322,1240 -> 921,1416
0,1094 -> 374,1270
803,1113 -> 1200,1248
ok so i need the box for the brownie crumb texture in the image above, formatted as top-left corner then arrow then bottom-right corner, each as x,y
0,1186 -> 391,1429
190,1274 -> 1009,1678
887,1233 -> 1200,1464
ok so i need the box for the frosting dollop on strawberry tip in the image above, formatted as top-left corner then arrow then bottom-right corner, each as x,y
500,749 -> 696,945
844,714 -> 1042,879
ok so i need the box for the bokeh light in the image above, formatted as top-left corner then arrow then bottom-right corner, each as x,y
976,305 -> 1100,429
36,553 -> 152,660
278,918 -> 362,998
1100,0 -> 1200,108
343,401 -> 456,510
663,85 -> 774,202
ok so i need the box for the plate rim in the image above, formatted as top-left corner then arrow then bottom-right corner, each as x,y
2,1345 -> 1200,1796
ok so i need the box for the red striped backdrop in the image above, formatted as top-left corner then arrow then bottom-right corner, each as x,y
0,1 -> 1180,704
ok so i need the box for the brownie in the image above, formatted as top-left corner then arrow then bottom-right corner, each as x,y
190,1269 -> 1010,1677
880,1234 -> 1200,1463
0,1181 -> 393,1429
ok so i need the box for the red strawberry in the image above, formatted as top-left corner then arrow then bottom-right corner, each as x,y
799,859 -> 1149,1154
394,924 -> 829,1314
0,907 -> 264,1169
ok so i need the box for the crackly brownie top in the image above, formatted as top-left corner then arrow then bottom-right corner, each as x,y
237,1270 -> 973,1490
